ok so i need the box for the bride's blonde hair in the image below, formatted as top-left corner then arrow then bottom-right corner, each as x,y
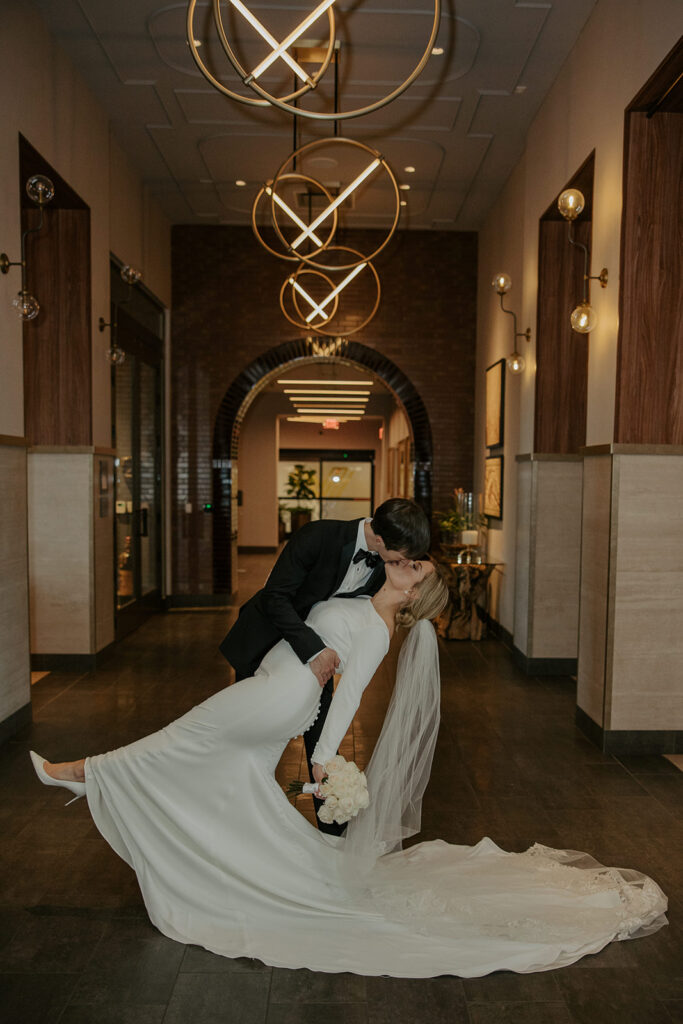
395,563 -> 449,629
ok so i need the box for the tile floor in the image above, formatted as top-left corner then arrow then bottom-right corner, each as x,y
1,554 -> 682,1023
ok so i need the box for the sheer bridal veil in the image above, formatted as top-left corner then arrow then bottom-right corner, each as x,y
341,618 -> 441,879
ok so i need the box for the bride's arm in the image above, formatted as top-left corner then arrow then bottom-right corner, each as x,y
310,625 -> 390,769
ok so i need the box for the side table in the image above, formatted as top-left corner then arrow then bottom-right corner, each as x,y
435,560 -> 500,640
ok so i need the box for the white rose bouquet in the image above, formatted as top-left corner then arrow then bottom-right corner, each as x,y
286,755 -> 370,825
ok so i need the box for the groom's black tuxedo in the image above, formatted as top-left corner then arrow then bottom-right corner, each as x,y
219,517 -> 385,680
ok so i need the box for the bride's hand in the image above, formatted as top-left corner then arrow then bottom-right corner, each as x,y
312,762 -> 326,797
310,648 -> 340,687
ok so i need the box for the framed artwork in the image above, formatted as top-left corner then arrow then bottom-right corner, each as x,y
484,455 -> 503,520
485,358 -> 505,449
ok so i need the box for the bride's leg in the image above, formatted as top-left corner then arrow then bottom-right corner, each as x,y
43,759 -> 86,783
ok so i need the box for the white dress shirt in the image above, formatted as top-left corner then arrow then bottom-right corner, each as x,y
334,518 -> 375,595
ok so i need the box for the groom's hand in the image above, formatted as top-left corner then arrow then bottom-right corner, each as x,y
310,648 -> 340,686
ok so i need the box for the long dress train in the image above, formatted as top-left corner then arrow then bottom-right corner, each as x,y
84,597 -> 667,978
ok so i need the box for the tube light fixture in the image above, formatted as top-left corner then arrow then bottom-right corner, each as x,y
283,389 -> 370,395
277,379 -> 374,385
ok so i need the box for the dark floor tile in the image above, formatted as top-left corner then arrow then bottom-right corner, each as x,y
556,966 -> 674,1023
662,1002 -> 683,1022
365,976 -> 469,1024
463,971 -> 562,1003
0,971 -> 77,1023
270,967 -> 366,1003
180,945 -> 271,973
0,912 -> 106,973
59,1007 -> 167,1024
616,756 -> 680,775
163,971 -> 271,1023
67,918 -> 185,1007
467,1003 -> 572,1024
267,1004 -> 368,1024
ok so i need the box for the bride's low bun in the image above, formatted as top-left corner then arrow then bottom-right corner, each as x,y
395,564 -> 449,629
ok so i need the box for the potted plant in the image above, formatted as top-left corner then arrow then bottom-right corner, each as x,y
285,464 -> 317,534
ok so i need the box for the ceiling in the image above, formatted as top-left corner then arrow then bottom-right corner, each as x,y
31,0 -> 597,231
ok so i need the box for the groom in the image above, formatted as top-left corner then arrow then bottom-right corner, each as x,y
219,497 -> 431,834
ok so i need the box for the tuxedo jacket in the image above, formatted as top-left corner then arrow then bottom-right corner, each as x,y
219,518 -> 385,679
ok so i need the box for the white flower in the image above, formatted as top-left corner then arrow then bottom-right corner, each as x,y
314,756 -> 370,826
325,755 -> 346,772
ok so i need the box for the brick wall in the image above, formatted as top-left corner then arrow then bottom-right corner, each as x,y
171,225 -> 477,594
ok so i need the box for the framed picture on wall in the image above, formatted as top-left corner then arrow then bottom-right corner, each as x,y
485,358 -> 505,449
484,455 -> 503,520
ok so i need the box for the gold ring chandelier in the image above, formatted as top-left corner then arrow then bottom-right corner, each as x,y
280,246 -> 381,336
253,138 -> 400,272
187,0 -> 441,121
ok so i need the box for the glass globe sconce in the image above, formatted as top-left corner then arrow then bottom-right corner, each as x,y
99,263 -> 143,363
557,186 -> 608,334
491,273 -> 531,374
1,174 -> 55,320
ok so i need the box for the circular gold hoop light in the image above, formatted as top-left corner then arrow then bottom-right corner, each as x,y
251,173 -> 338,263
270,138 -> 400,272
187,0 -> 336,108
283,267 -> 341,329
187,0 -> 441,122
280,247 -> 381,337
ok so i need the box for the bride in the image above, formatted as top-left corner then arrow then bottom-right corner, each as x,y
30,559 -> 667,978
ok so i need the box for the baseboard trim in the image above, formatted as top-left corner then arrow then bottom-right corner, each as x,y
512,647 -> 578,676
31,653 -> 96,672
237,545 -> 278,554
481,613 -> 514,650
575,705 -> 683,755
0,702 -> 32,745
168,594 -> 233,608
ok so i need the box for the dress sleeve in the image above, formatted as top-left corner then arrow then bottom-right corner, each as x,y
311,624 -> 389,767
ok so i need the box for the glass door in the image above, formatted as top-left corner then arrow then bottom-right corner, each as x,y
112,306 -> 163,637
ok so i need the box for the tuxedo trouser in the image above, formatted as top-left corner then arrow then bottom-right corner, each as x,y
303,676 -> 346,838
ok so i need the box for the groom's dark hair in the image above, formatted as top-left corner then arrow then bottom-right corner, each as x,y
371,498 -> 431,557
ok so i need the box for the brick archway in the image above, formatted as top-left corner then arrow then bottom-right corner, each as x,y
212,337 -> 433,593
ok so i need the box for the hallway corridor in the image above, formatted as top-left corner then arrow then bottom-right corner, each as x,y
1,556 -> 682,1022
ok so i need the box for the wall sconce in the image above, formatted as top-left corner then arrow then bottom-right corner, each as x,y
557,188 -> 608,334
1,175 -> 55,320
492,272 -> 531,375
99,264 -> 143,365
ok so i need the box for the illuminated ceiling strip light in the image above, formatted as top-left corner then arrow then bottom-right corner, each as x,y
284,389 -> 370,395
287,416 -> 361,422
296,403 -> 366,411
266,187 -> 324,247
277,378 -> 374,385
228,0 -> 310,83
289,278 -> 327,320
248,0 -> 336,81
304,262 -> 367,323
291,160 -> 381,249
290,396 -> 368,402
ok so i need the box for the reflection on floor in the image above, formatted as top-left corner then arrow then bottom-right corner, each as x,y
2,552 -> 682,1022
30,672 -> 50,686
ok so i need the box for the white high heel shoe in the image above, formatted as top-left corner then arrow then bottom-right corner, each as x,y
29,751 -> 86,806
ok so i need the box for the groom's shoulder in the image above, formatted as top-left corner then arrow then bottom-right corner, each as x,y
291,517 -> 358,550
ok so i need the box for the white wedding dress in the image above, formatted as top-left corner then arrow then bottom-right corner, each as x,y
85,596 -> 667,978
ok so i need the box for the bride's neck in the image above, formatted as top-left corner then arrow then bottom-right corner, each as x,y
372,584 -> 406,633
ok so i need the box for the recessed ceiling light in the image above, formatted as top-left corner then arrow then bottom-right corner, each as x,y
235,179 -> 247,187
514,85 -> 527,94
431,46 -> 444,55
400,200 -> 407,207
187,39 -> 202,48
404,166 -> 416,173
399,184 -> 410,191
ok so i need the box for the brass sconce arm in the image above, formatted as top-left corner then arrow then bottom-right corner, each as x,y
497,292 -> 531,344
567,221 -> 608,303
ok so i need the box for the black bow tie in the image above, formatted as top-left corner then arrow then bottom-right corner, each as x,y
353,548 -> 381,569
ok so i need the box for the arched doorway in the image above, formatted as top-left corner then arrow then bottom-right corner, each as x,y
212,337 -> 433,593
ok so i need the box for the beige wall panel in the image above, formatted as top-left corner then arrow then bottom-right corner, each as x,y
238,394 -> 280,549
27,453 -> 93,654
577,456 -> 612,725
531,461 -> 583,659
606,454 -> 683,729
0,445 -> 30,721
513,460 -> 532,655
94,454 -> 115,651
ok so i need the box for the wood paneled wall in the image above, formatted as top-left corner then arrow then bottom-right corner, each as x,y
23,206 -> 92,445
614,112 -> 683,443
534,218 -> 591,453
